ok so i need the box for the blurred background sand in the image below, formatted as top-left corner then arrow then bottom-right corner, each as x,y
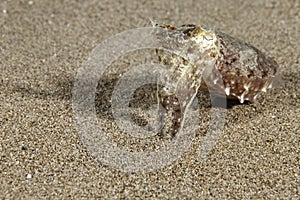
0,0 -> 299,199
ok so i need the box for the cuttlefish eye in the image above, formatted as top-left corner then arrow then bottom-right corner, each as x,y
203,35 -> 213,41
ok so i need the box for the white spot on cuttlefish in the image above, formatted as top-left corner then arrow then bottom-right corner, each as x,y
225,87 -> 230,95
213,78 -> 219,85
244,83 -> 250,91
268,83 -> 273,89
239,91 -> 246,103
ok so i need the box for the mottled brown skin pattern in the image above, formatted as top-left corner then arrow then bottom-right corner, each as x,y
154,24 -> 280,137
210,32 -> 279,103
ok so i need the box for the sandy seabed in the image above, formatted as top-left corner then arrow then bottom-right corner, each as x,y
0,0 -> 299,199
